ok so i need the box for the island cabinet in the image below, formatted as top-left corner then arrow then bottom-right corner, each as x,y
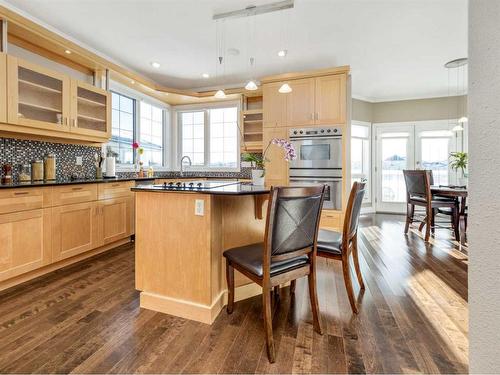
4,55 -> 111,143
0,52 -> 7,123
262,127 -> 288,186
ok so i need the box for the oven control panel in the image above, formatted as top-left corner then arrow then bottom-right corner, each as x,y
289,126 -> 342,138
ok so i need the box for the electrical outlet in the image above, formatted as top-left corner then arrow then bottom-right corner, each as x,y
195,199 -> 204,216
75,156 -> 83,166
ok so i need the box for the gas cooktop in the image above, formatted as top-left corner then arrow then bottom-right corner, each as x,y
153,180 -> 239,191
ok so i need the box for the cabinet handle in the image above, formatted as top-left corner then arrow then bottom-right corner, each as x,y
315,113 -> 319,120
14,191 -> 29,196
72,118 -> 76,127
72,187 -> 83,191
111,183 -> 121,187
310,113 -> 314,120
64,117 -> 68,126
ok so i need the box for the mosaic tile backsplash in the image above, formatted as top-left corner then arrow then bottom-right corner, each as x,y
0,137 -> 257,182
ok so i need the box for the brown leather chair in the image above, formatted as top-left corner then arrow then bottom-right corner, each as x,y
223,185 -> 325,363
314,182 -> 366,314
403,170 -> 459,242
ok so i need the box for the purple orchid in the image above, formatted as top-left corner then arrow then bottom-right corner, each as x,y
268,138 -> 297,161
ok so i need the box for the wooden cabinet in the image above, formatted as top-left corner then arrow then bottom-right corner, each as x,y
263,127 -> 288,184
7,56 -> 71,132
0,187 -> 51,215
0,209 -> 51,282
51,201 -> 99,261
98,196 -> 134,246
52,184 -> 98,206
97,181 -> 134,200
286,78 -> 315,126
263,82 -> 287,128
320,210 -> 343,230
0,52 -> 6,123
70,79 -> 111,139
314,74 -> 346,125
4,55 -> 111,143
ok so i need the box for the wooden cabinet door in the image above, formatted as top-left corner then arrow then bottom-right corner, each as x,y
0,209 -> 51,282
314,74 -> 346,125
70,79 -> 111,140
0,52 -> 6,123
98,196 -> 133,246
51,202 -> 99,261
263,82 -> 287,128
7,56 -> 71,132
286,78 -> 315,126
262,127 -> 288,184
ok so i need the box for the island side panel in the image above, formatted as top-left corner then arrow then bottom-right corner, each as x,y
135,191 -> 213,306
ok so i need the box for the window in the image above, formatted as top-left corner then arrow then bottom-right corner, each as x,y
178,105 -> 239,170
351,123 -> 371,202
139,102 -> 164,166
110,92 -> 135,164
109,89 -> 169,169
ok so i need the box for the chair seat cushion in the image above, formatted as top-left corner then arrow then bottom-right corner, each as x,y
409,196 -> 457,207
317,229 -> 342,255
223,243 -> 309,277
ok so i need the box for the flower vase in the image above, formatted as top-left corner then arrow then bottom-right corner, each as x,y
251,169 -> 265,186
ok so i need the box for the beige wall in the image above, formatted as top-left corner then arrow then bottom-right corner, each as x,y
352,96 -> 467,123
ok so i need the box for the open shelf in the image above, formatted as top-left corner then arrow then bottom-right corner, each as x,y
242,109 -> 263,115
243,119 -> 263,124
78,114 -> 106,122
78,96 -> 106,107
241,95 -> 263,152
244,131 -> 263,135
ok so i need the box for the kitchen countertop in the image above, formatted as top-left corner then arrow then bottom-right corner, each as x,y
0,176 -> 156,189
131,181 -> 270,195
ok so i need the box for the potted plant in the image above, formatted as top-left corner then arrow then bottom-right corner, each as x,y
242,138 -> 297,185
449,151 -> 468,186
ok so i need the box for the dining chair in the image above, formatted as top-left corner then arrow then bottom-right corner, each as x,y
223,185 -> 325,363
403,170 -> 459,242
306,181 -> 366,314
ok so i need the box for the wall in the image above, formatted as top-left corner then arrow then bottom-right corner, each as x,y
469,1 -> 500,372
352,95 -> 467,123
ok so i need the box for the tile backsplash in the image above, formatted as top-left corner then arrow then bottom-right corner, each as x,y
0,138 -> 100,182
0,137 -> 258,182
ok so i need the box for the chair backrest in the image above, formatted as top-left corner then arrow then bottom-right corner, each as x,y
342,181 -> 366,241
263,185 -> 325,268
403,170 -> 432,202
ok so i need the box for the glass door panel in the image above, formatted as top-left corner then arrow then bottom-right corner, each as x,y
71,80 -> 110,138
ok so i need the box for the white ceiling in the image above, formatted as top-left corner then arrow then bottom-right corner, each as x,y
2,0 -> 467,101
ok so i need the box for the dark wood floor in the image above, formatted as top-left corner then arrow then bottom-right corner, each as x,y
0,214 -> 468,374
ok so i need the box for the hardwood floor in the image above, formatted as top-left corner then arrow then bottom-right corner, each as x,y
0,214 -> 468,374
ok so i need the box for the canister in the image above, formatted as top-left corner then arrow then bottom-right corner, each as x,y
31,160 -> 44,182
44,153 -> 56,181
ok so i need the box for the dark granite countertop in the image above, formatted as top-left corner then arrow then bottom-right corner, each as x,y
0,177 -> 156,189
131,181 -> 270,196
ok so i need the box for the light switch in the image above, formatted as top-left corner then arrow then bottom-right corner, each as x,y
195,199 -> 204,216
75,156 -> 83,166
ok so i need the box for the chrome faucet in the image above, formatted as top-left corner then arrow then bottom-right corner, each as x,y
180,155 -> 192,177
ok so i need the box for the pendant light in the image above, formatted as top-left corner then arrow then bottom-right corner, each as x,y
245,13 -> 258,91
214,20 -> 226,99
445,58 -> 468,131
278,8 -> 292,94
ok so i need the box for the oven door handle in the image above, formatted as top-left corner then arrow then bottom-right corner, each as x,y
290,136 -> 341,141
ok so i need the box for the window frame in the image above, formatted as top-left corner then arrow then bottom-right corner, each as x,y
351,120 -> 372,203
175,101 -> 241,172
108,81 -> 171,172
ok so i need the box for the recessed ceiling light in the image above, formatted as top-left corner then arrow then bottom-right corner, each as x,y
277,49 -> 287,57
64,49 -> 72,54
130,80 -> 135,84
202,73 -> 210,78
151,61 -> 161,68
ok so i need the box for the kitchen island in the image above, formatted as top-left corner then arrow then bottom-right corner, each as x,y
132,181 -> 271,324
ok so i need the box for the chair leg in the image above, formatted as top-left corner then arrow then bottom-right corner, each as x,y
262,288 -> 275,363
452,206 -> 460,241
226,261 -> 234,314
341,254 -> 358,314
308,264 -> 323,334
424,207 -> 431,242
273,285 -> 280,299
290,279 -> 296,294
352,236 -> 365,290
431,208 -> 436,234
405,203 -> 414,234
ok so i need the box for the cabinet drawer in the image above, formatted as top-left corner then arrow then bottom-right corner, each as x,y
52,184 -> 97,206
0,188 -> 51,214
320,210 -> 342,230
98,181 -> 134,200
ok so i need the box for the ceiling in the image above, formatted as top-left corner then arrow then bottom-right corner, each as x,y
2,0 -> 467,102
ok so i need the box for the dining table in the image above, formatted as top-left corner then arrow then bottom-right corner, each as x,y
431,185 -> 468,245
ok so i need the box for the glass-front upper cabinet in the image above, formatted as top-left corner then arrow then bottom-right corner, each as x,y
70,80 -> 110,139
7,56 -> 71,132
0,53 -> 7,123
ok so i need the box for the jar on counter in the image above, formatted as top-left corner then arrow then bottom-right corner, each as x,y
44,153 -> 56,181
31,160 -> 44,182
1,164 -> 13,185
19,164 -> 31,183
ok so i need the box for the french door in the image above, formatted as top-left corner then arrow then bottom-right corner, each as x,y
375,121 -> 460,213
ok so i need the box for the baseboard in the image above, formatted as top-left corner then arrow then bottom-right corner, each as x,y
0,237 -> 132,292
